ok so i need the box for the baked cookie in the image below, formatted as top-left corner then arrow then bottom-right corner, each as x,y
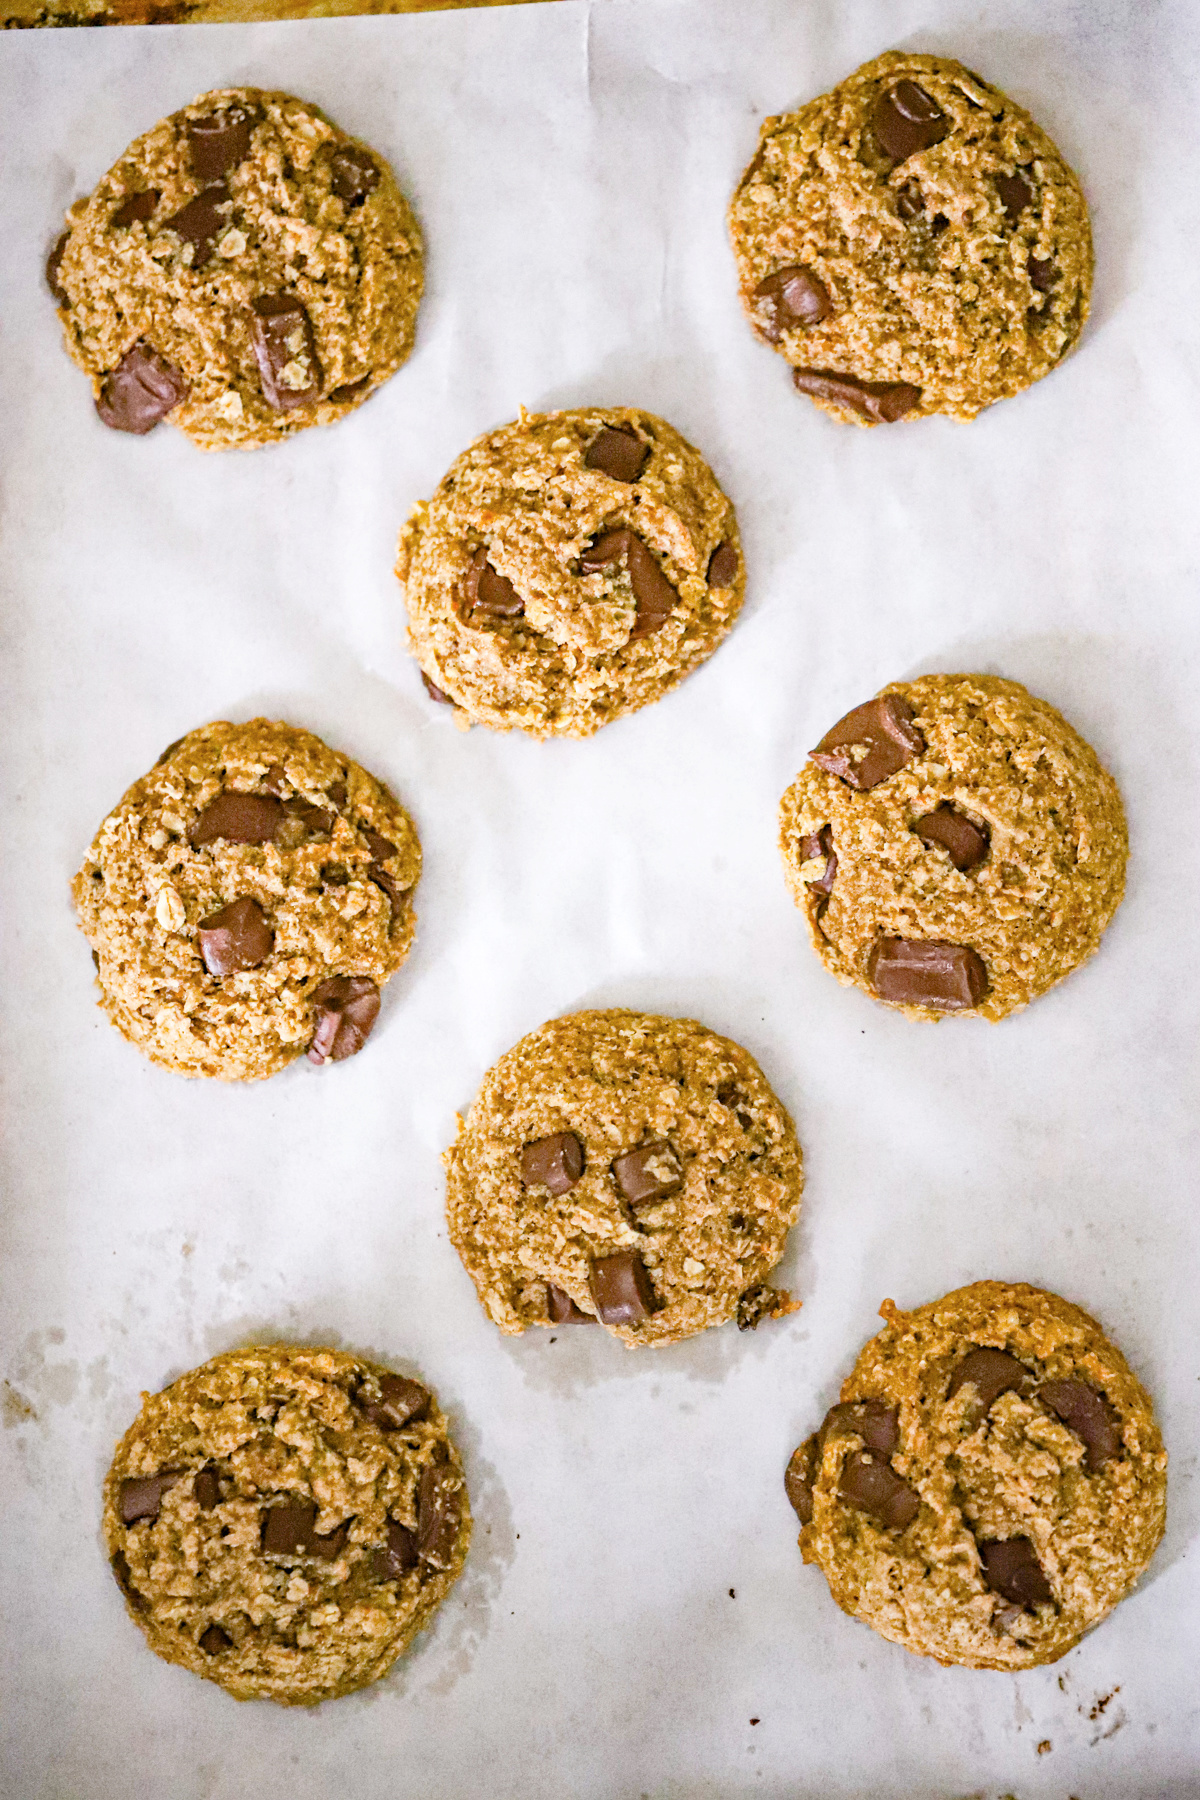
729,52 -> 1091,424
396,407 -> 744,737
48,88 -> 422,449
103,1345 -> 470,1705
73,719 -> 420,1080
785,1282 -> 1166,1669
778,674 -> 1126,1021
445,1009 -> 803,1347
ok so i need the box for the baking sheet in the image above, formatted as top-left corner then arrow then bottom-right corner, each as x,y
2,2 -> 1199,1794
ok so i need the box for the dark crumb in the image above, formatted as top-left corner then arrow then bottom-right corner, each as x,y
749,1718 -> 760,1727
548,1337 -> 556,1344
728,1588 -> 736,1599
1086,1687 -> 1120,1721
736,1283 -> 799,1331
1037,1740 -> 1052,1755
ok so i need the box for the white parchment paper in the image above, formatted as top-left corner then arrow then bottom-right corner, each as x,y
2,3 -> 1199,1794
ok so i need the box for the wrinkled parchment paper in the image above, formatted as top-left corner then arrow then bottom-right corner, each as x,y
2,3 -> 1199,1794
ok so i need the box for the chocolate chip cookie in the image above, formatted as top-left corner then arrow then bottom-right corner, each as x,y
729,52 -> 1092,424
445,1010 -> 803,1347
48,88 -> 422,449
397,407 -> 744,736
778,674 -> 1126,1021
104,1345 -> 470,1704
785,1282 -> 1166,1669
72,719 -> 420,1080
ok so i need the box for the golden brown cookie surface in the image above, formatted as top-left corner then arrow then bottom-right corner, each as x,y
103,1345 -> 470,1705
445,1009 -> 803,1347
779,674 -> 1127,1021
397,407 -> 744,737
729,52 -> 1092,424
786,1282 -> 1166,1669
50,89 -> 423,449
73,719 -> 420,1080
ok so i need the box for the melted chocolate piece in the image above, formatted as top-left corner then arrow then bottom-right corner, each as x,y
895,185 -> 924,222
362,829 -> 397,862
373,1518 -> 419,1580
799,824 -> 837,906
187,106 -> 257,182
736,1283 -> 792,1330
189,792 -> 284,847
752,265 -> 832,342
979,1537 -> 1051,1607
164,186 -> 230,268
96,342 -> 189,435
873,80 -> 949,163
868,937 -> 988,1010
111,1550 -> 149,1613
547,1283 -> 593,1324
421,671 -> 456,705
522,1132 -> 585,1196
824,1400 -> 900,1457
260,1499 -> 347,1561
120,1471 -> 183,1525
588,1250 -> 658,1325
1039,1379 -> 1121,1471
809,694 -> 925,790
417,1465 -> 461,1569
948,1347 -> 1028,1413
612,1140 -> 683,1207
784,1440 -> 817,1524
329,145 -> 381,206
837,1450 -> 920,1528
1028,256 -> 1057,293
913,804 -> 989,872
46,231 -> 71,305
250,295 -> 322,410
584,425 -> 649,483
793,368 -> 921,423
996,170 -> 1032,219
197,896 -> 274,978
262,763 -> 288,794
328,375 -> 372,405
580,528 -> 679,637
462,546 -> 524,619
194,1466 -> 220,1511
111,189 -> 160,229
199,1623 -> 232,1654
707,541 -> 738,587
358,1374 -> 430,1431
307,975 -> 381,1065
328,781 -> 348,810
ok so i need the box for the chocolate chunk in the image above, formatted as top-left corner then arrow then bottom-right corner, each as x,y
612,1140 -> 683,1207
579,528 -> 631,573
1028,255 -> 1057,293
736,1283 -> 793,1331
199,1623 -> 231,1654
522,1131 -> 585,1196
373,1518 -> 419,1581
96,342 -> 189,436
584,425 -> 648,483
873,80 -> 949,163
164,185 -> 231,269
868,937 -> 988,1010
895,185 -> 924,222
111,1549 -> 149,1613
46,231 -> 71,305
197,896 -> 274,978
948,1347 -> 1028,1413
547,1283 -> 593,1324
930,213 -> 950,238
825,1400 -> 900,1457
329,145 -> 381,206
996,170 -> 1032,220
589,1249 -> 659,1325
914,804 -> 989,872
793,369 -> 922,423
417,1465 -> 462,1569
810,694 -> 925,790
111,189 -> 160,228
1039,1380 -> 1121,1471
328,780 -> 347,810
194,1466 -> 220,1511
120,1470 -> 182,1525
187,106 -> 256,182
261,1499 -> 318,1556
362,829 -> 397,862
979,1537 -> 1051,1607
251,295 -> 322,410
784,1440 -> 817,1524
261,763 -> 288,794
190,791 -> 284,847
328,375 -> 372,405
422,670 -> 455,705
307,975 -> 381,1065
707,541 -> 738,588
312,1520 -> 349,1561
799,824 -> 837,905
284,797 -> 334,836
369,864 -> 401,913
837,1451 -> 920,1528
627,535 -> 679,638
462,546 -> 524,620
752,265 -> 832,342
358,1373 -> 430,1431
